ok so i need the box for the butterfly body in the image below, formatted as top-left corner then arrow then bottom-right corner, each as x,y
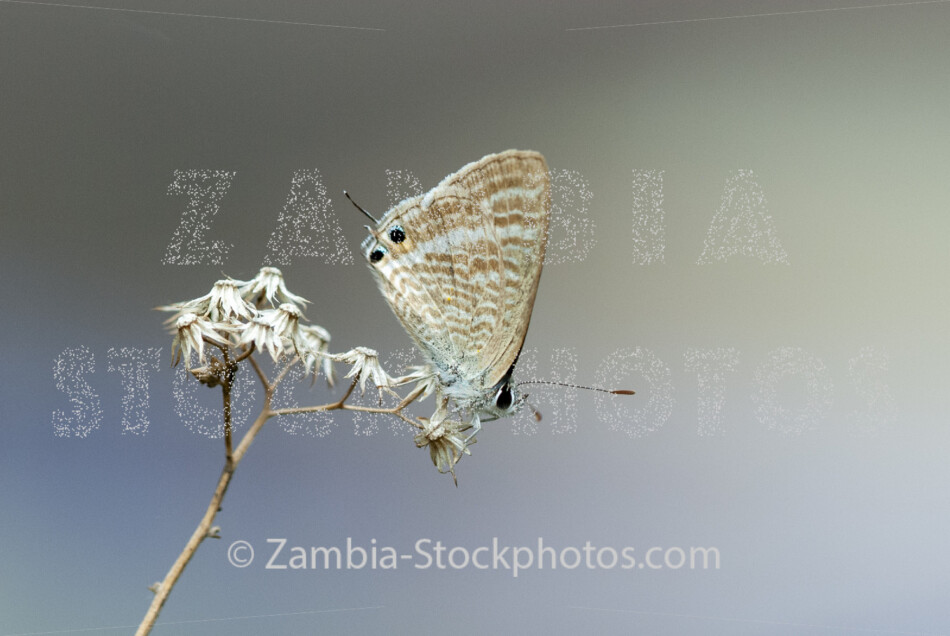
361,150 -> 550,425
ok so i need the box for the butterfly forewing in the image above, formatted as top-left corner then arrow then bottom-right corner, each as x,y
363,150 -> 550,401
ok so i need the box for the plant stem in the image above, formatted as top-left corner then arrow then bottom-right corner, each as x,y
222,353 -> 234,463
135,402 -> 271,636
136,364 -> 423,634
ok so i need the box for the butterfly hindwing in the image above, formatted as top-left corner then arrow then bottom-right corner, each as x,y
363,150 -> 550,397
445,151 -> 550,388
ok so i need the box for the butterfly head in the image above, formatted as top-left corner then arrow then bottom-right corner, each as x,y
476,371 -> 527,422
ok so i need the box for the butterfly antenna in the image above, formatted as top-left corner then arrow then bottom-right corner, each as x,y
518,380 -> 635,396
343,190 -> 379,224
526,401 -> 543,422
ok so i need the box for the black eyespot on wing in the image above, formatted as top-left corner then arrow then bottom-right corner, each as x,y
369,246 -> 386,263
495,385 -> 513,410
389,225 -> 406,243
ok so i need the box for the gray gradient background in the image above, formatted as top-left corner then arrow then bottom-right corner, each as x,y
2,0 -> 949,634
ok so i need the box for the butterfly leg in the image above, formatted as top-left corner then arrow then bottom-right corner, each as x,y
463,412 -> 482,445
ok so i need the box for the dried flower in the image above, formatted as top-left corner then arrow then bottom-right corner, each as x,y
240,267 -> 308,308
297,324 -> 335,386
392,364 -> 439,400
203,279 -> 254,322
170,313 -> 232,368
157,279 -> 253,324
414,402 -> 475,480
333,347 -> 393,396
236,314 -> 284,362
266,303 -> 305,342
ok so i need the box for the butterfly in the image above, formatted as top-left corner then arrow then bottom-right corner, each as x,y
358,150 -> 550,436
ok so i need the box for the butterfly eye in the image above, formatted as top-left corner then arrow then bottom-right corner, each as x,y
495,384 -> 514,410
389,226 -> 406,243
369,246 -> 387,263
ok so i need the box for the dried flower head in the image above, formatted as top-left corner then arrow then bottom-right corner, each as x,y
203,279 -> 254,322
236,314 -> 284,362
414,403 -> 475,479
297,324 -> 335,386
392,364 -> 439,400
240,267 -> 308,308
333,347 -> 394,397
158,279 -> 253,325
171,313 -> 232,368
265,303 -> 306,342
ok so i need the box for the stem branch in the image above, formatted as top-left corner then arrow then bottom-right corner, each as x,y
136,363 -> 424,635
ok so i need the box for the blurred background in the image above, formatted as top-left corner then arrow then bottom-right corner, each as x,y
2,1 -> 948,634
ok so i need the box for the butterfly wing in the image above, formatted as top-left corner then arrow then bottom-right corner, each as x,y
361,150 -> 550,394
442,150 -> 550,388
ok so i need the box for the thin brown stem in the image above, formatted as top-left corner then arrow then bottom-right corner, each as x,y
221,350 -> 235,463
269,379 -> 424,430
246,354 -> 269,390
233,394 -> 274,464
135,402 -> 272,636
341,404 -> 420,429
394,383 -> 427,411
333,375 -> 360,407
222,381 -> 233,461
136,362 -> 425,635
266,375 -> 359,417
233,346 -> 255,363
270,355 -> 299,390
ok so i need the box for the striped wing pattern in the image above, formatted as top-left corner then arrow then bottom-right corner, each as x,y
361,150 -> 550,405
